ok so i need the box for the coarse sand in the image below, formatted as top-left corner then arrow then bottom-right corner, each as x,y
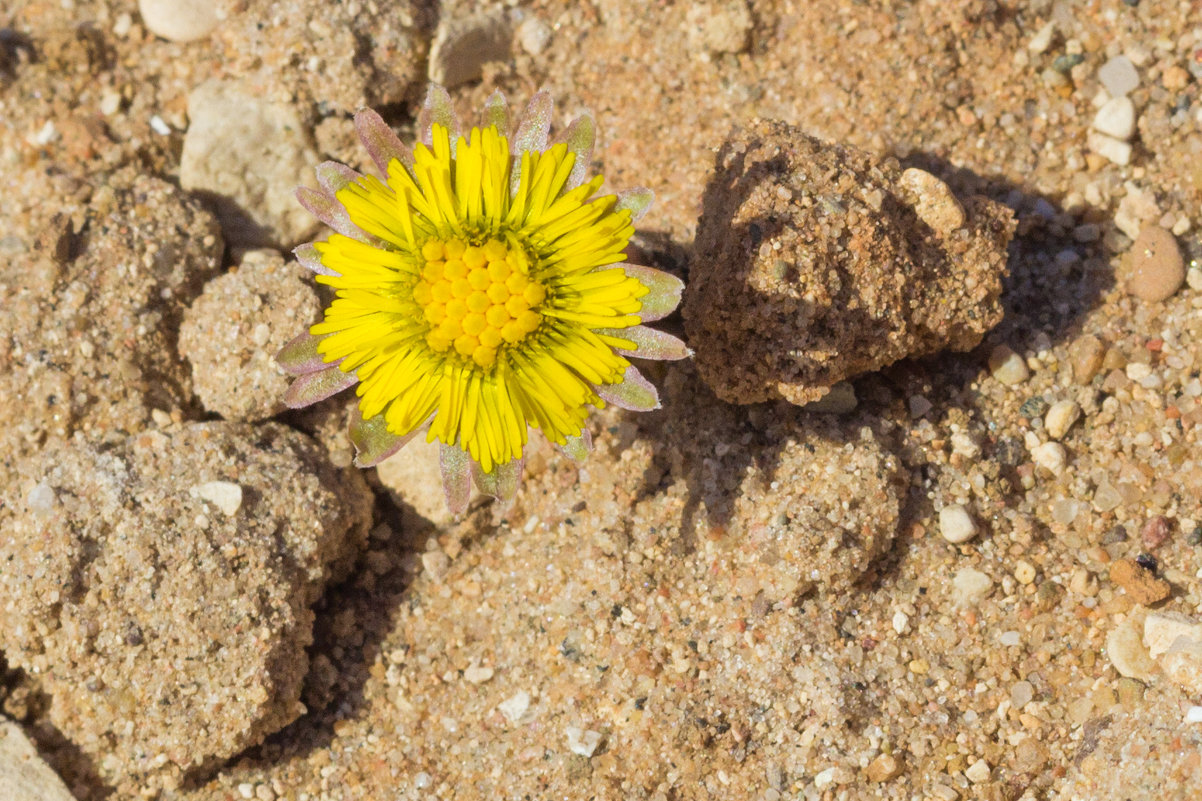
2,1 -> 1202,800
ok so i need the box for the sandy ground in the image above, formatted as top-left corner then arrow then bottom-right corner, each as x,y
2,1 -> 1202,799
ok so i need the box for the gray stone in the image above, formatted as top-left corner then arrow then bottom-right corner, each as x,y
428,11 -> 513,88
1097,55 -> 1140,97
180,80 -> 320,248
0,719 -> 76,801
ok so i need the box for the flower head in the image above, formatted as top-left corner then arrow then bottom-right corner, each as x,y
278,86 -> 688,513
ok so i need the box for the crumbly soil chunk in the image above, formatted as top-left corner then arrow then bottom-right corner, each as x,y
180,249 -> 322,421
0,422 -> 372,793
683,119 -> 1015,405
0,169 -> 223,482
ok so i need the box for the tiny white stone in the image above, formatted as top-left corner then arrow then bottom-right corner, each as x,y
1187,267 -> 1202,292
1125,362 -> 1152,382
1186,706 -> 1202,724
1031,442 -> 1067,475
463,664 -> 494,684
939,504 -> 978,544
1044,400 -> 1082,440
1092,96 -> 1136,141
99,89 -> 122,116
194,480 -> 243,516
516,16 -> 552,56
251,322 -> 272,347
499,690 -> 531,724
952,567 -> 993,606
27,482 -> 56,515
988,345 -> 1029,386
421,550 -> 450,581
1107,617 -> 1156,680
31,120 -> 58,146
891,610 -> 910,635
950,432 -> 981,459
149,115 -> 172,136
1027,21 -> 1055,54
139,0 -> 220,42
1144,611 -> 1202,659
965,758 -> 991,783
1088,132 -> 1132,166
565,726 -> 602,757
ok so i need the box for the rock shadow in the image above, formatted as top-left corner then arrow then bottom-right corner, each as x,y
627,138 -> 1115,582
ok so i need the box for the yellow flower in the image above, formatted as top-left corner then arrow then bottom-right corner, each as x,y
278,86 -> 688,512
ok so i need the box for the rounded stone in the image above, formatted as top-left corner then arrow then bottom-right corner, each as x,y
138,0 -> 219,43
939,504 -> 978,544
1044,400 -> 1082,440
988,344 -> 1030,386
1125,225 -> 1185,302
1092,96 -> 1136,141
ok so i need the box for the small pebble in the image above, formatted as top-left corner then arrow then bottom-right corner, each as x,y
516,16 -> 552,56
1125,225 -> 1185,302
1114,677 -> 1145,708
1031,441 -> 1067,475
1106,616 -> 1156,680
1069,334 -> 1105,384
565,726 -> 603,758
965,758 -> 991,783
1069,568 -> 1099,596
1186,706 -> 1202,724
1109,557 -> 1170,605
26,482 -> 56,515
463,664 -> 494,684
1018,395 -> 1050,420
1187,266 -> 1202,292
949,432 -> 981,459
1010,680 -> 1034,709
1098,54 -> 1140,97
891,610 -> 910,635
1092,96 -> 1136,141
1014,560 -> 1037,585
421,550 -> 450,581
1044,400 -> 1082,440
1160,639 -> 1202,695
1052,53 -> 1084,73
138,0 -> 219,42
1143,611 -> 1202,658
1087,132 -> 1132,166
900,168 -> 965,236
1140,515 -> 1172,549
939,504 -> 978,544
864,753 -> 903,782
1026,21 -> 1055,54
909,395 -> 933,418
952,567 -> 994,606
428,11 -> 513,88
988,345 -> 1029,386
194,480 -> 243,516
498,690 -> 532,724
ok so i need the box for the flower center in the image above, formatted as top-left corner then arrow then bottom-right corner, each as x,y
410,236 -> 547,369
